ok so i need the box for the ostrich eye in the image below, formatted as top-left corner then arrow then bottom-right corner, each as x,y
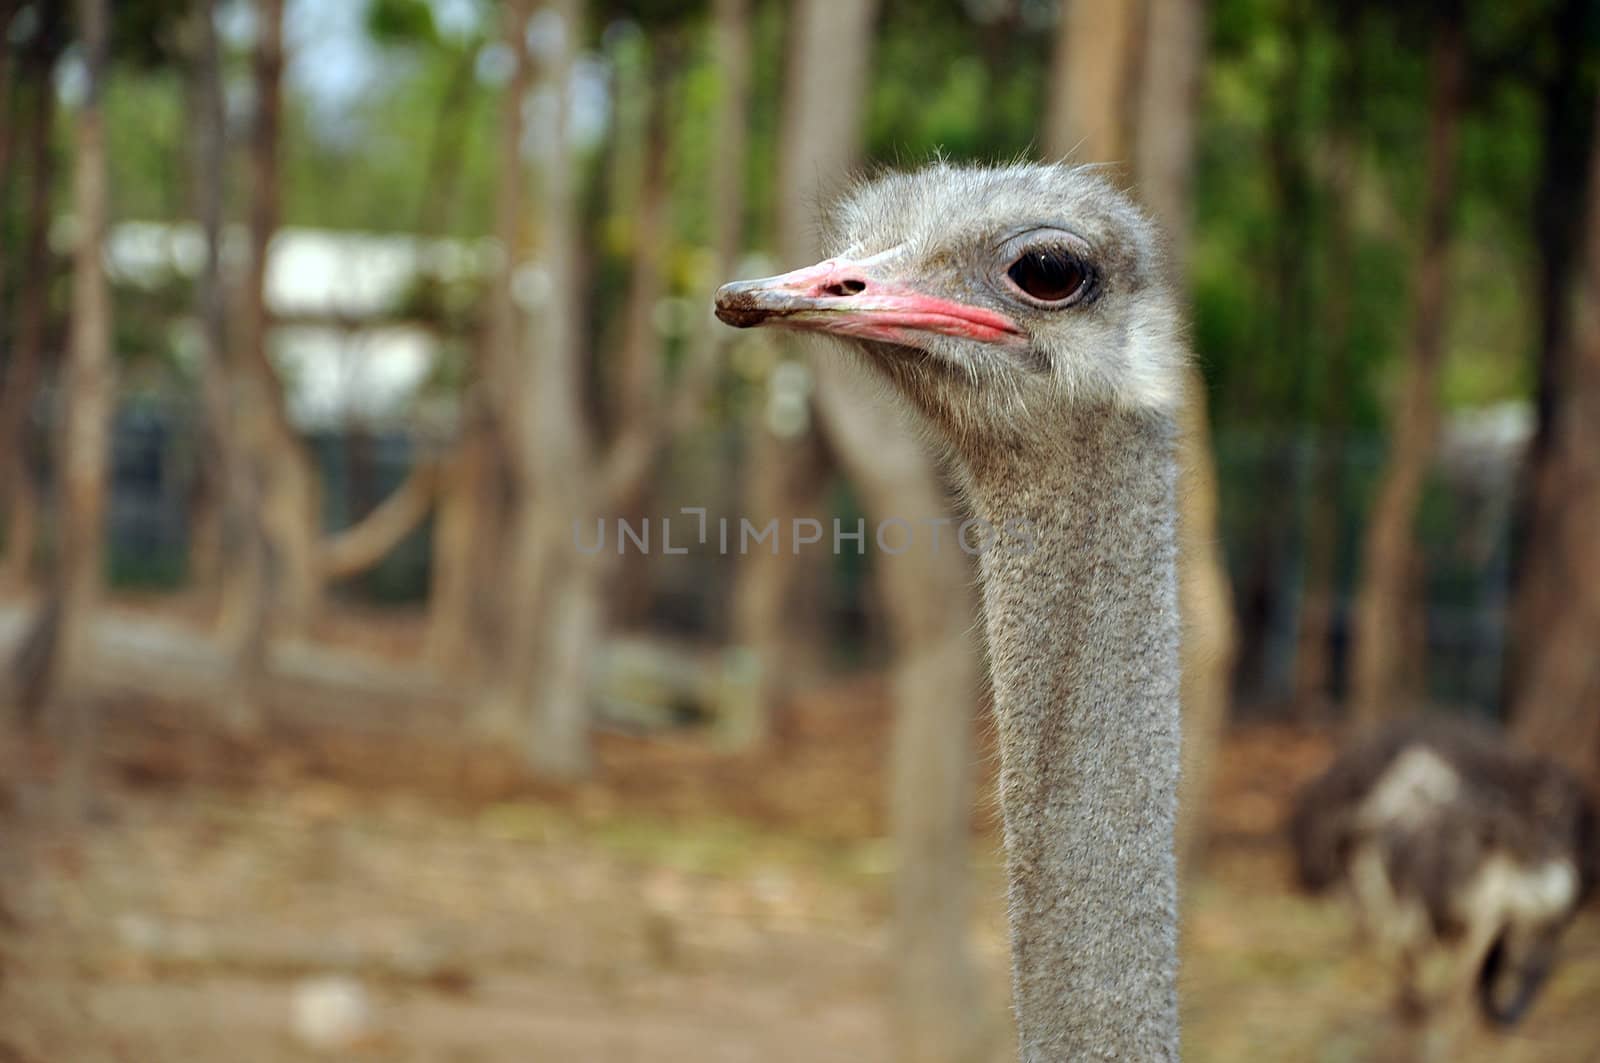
1007,247 -> 1088,304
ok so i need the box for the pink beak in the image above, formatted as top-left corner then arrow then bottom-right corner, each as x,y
714,254 -> 1023,349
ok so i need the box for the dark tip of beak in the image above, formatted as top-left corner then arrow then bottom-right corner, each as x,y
714,294 -> 769,328
713,281 -> 781,329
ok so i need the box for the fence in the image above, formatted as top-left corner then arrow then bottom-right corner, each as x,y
9,398 -> 1526,718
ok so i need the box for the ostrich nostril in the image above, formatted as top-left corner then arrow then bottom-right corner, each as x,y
823,278 -> 867,297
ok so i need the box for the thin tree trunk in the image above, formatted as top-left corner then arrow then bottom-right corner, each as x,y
594,21 -> 745,505
1293,5 -> 1363,714
1237,2 -> 1315,708
187,468 -> 224,592
428,0 -> 531,677
211,0 -> 432,724
1503,0 -> 1598,707
525,529 -> 605,777
183,11 -> 224,593
1134,0 -> 1202,254
185,0 -> 269,735
521,0 -> 598,779
0,14 -> 61,590
727,414 -> 830,740
210,0 -> 299,735
235,0 -> 322,634
470,0 -> 536,735
704,0 -> 750,356
386,42 -> 480,644
695,0 -> 765,748
1350,16 -> 1466,726
1293,147 -> 1357,711
425,424 -> 490,671
45,0 -> 114,817
0,0 -> 12,591
817,371 -> 983,1063
1510,91 -> 1600,792
1044,0 -> 1141,163
778,3 -> 983,1060
608,40 -> 678,628
0,0 -> 17,360
1131,0 -> 1235,869
728,0 -> 851,739
1174,370 -> 1234,867
612,49 -> 673,437
474,0 -> 600,779
184,0 -> 232,595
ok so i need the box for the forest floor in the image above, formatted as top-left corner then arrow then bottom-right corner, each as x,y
0,635 -> 1597,1062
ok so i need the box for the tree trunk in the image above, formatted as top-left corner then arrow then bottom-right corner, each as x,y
1503,0 -> 1598,707
208,0 -> 451,722
814,372 -> 984,1063
425,423 -> 492,672
235,0 -> 322,635
1293,135 -> 1358,713
1130,0 -> 1236,869
727,0 -> 856,740
184,0 -> 270,735
1350,17 -> 1466,726
470,0 -> 536,736
1233,2 -> 1315,709
1133,0 -> 1200,238
1044,0 -> 1141,163
473,0 -> 599,780
183,4 -> 224,595
694,0 -> 766,748
0,10 -> 62,590
41,0 -> 114,817
521,0 -> 598,779
211,0 -> 298,735
1172,373 -> 1236,866
0,0 -> 16,388
524,526 -> 606,778
704,0 -> 751,348
777,3 -> 984,1060
1511,91 -> 1600,792
428,0 -> 531,678
727,413 -> 830,741
608,40 -> 678,628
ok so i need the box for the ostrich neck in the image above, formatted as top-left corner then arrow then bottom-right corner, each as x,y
965,405 -> 1181,1061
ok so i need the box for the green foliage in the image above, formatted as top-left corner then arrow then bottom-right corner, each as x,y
867,0 -> 1051,162
108,0 -> 197,70
282,40 -> 498,236
13,0 -> 1589,445
365,0 -> 439,46
102,70 -> 188,220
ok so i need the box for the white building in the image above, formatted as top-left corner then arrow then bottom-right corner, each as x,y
100,220 -> 498,430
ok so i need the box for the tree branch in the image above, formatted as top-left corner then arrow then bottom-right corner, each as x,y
317,459 -> 439,583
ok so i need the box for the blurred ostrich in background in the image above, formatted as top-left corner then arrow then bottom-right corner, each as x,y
1291,717 -> 1599,1044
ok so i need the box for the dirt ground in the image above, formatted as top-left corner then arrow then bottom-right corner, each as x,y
1,677 -> 1597,1062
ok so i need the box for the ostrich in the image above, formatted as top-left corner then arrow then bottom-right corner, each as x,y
717,162 -> 1187,1059
1290,717 -> 1599,1031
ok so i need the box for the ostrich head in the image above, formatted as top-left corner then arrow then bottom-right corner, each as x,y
715,162 -> 1186,451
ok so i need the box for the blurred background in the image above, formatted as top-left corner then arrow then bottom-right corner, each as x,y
1,0 -> 1598,1059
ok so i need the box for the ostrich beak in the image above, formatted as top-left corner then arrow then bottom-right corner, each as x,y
714,254 -> 1024,348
